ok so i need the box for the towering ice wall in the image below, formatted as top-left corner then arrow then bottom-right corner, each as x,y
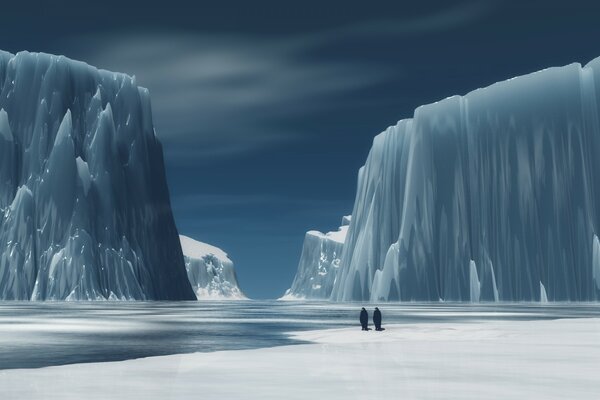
332,57 -> 600,302
0,50 -> 195,300
180,235 -> 246,299
282,216 -> 350,299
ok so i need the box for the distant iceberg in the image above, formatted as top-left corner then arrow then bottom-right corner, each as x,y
282,216 -> 350,300
332,57 -> 600,302
0,50 -> 195,300
180,235 -> 246,300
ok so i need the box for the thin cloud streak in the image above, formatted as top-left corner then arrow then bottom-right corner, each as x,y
302,1 -> 498,44
61,33 -> 390,158
57,2 -> 494,159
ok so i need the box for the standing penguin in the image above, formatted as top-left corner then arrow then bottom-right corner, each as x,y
373,307 -> 382,331
360,307 -> 369,330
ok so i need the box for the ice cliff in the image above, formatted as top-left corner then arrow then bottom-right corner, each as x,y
331,57 -> 600,302
282,216 -> 350,299
0,50 -> 195,300
180,235 -> 245,300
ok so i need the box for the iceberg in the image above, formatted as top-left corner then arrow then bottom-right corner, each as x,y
282,216 -> 350,299
0,50 -> 195,300
180,235 -> 246,300
332,56 -> 600,302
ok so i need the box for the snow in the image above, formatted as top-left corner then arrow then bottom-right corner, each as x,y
0,50 -> 194,300
332,57 -> 600,302
303,225 -> 348,245
324,224 -> 348,244
282,217 -> 350,299
2,318 -> 599,399
180,234 -> 231,262
180,235 -> 246,300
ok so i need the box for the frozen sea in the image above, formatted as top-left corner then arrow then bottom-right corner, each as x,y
1,301 -> 600,370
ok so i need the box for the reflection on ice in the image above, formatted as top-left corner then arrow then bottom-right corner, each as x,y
2,317 -> 600,400
1,301 -> 599,369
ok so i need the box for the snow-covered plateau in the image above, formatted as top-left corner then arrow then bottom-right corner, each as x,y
2,317 -> 599,399
332,56 -> 600,302
0,50 -> 194,300
281,216 -> 350,300
180,235 -> 246,299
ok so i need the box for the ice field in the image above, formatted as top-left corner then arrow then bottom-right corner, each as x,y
1,302 -> 600,399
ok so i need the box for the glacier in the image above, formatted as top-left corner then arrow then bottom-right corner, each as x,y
0,50 -> 195,300
332,56 -> 600,302
180,235 -> 246,300
282,216 -> 350,299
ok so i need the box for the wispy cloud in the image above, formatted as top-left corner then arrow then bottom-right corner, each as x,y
313,1 -> 497,41
57,1 -> 495,160
61,33 -> 390,159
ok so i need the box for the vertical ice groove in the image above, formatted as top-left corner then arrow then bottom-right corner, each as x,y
540,282 -> 548,303
75,157 -> 91,196
0,185 -> 35,299
0,108 -> 13,141
593,235 -> 600,290
0,108 -> 17,209
0,50 -> 194,300
469,260 -> 480,302
331,56 -> 600,302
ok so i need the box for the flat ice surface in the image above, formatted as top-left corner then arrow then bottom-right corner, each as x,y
2,317 -> 600,399
2,302 -> 600,369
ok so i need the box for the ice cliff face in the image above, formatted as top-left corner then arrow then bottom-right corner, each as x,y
332,57 -> 600,302
282,216 -> 350,299
180,235 -> 245,300
0,50 -> 195,300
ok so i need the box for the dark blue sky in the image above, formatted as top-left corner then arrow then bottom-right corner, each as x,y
1,0 -> 599,298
